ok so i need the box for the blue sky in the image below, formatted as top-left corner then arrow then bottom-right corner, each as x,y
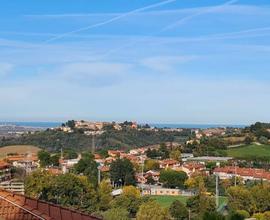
0,0 -> 270,124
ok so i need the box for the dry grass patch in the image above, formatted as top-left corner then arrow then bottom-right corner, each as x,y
0,145 -> 41,158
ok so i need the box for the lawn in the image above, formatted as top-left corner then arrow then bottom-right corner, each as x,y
226,144 -> 270,159
0,145 -> 41,158
151,195 -> 227,208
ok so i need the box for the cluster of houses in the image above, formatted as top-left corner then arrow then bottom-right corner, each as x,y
1,143 -> 270,196
58,120 -> 138,135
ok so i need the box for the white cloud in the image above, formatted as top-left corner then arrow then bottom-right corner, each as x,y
141,56 -> 197,72
0,63 -> 13,77
59,62 -> 132,79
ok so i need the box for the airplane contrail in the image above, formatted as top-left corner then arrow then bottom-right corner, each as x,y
96,0 -> 239,59
162,0 -> 239,31
44,0 -> 177,43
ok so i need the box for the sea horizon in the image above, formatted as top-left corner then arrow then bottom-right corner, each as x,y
0,121 -> 246,129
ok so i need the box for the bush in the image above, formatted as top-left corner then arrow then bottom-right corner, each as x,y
203,212 -> 225,220
103,208 -> 129,220
136,200 -> 170,220
236,210 -> 250,218
169,200 -> 188,220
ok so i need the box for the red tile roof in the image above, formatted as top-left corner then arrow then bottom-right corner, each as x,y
0,189 -> 101,220
214,166 -> 270,181
183,162 -> 205,171
6,155 -> 38,162
0,161 -> 10,169
159,159 -> 179,166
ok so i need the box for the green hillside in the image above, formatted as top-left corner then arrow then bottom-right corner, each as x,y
226,144 -> 270,160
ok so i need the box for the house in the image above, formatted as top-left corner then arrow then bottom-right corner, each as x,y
181,153 -> 194,162
108,150 -> 123,157
213,166 -> 270,182
144,170 -> 160,182
129,148 -> 145,155
159,159 -> 180,169
180,162 -> 205,177
142,186 -> 181,196
0,161 -> 11,182
0,179 -> 25,194
6,155 -> 38,173
99,166 -> 110,172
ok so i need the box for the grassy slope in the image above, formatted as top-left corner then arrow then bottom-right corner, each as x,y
151,195 -> 227,208
226,144 -> 270,159
0,145 -> 41,158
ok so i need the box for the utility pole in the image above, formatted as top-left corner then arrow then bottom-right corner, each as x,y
140,155 -> 144,193
98,166 -> 101,185
141,155 -> 144,178
216,174 -> 219,209
234,162 -> 237,187
60,148 -> 63,160
92,135 -> 95,154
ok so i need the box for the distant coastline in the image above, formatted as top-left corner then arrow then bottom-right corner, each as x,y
0,122 -> 62,128
150,123 -> 246,129
0,121 -> 246,129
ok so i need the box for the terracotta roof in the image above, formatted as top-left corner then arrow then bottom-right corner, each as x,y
0,189 -> 101,220
183,162 -> 205,171
6,155 -> 38,162
214,166 -> 270,181
0,161 -> 10,169
159,159 -> 179,166
94,154 -> 102,159
99,166 -> 110,172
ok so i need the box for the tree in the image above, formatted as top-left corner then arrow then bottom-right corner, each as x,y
203,212 -> 225,220
63,148 -> 78,159
66,120 -> 75,129
186,180 -> 216,218
251,184 -> 270,213
25,169 -> 53,198
144,159 -> 160,171
136,200 -> 170,220
122,186 -> 140,198
40,174 -> 98,213
98,180 -> 113,211
74,152 -> 98,187
185,175 -> 204,190
159,169 -> 188,188
146,176 -> 155,184
258,136 -> 268,144
235,210 -> 250,218
244,136 -> 253,145
110,158 -> 136,186
227,186 -> 255,214
160,143 -> 170,159
103,208 -> 129,220
228,212 -> 245,220
170,149 -> 181,162
38,150 -> 51,167
50,154 -> 60,166
111,186 -> 151,217
169,200 -> 188,220
10,167 -> 26,180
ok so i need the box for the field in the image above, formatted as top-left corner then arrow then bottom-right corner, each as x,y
0,145 -> 41,158
226,144 -> 270,159
151,195 -> 227,208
